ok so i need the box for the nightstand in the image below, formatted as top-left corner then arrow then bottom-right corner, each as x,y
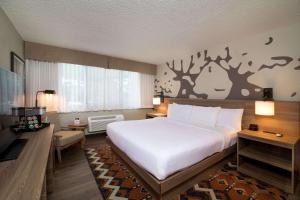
146,112 -> 167,119
237,129 -> 299,193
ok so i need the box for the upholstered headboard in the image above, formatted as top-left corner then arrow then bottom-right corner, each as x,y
157,98 -> 300,137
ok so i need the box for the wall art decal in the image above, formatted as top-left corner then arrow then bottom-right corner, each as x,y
159,86 -> 172,94
156,24 -> 300,101
291,92 -> 296,97
258,56 -> 293,71
158,46 -> 266,99
215,89 -> 226,92
165,56 -> 208,99
295,59 -> 300,70
265,37 -> 273,45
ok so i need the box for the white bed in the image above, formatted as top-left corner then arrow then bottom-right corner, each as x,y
107,117 -> 237,180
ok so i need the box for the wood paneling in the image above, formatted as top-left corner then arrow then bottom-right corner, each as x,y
158,98 -> 300,137
0,125 -> 54,200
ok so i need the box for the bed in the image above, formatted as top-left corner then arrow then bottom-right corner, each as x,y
107,117 -> 237,180
107,99 -> 247,199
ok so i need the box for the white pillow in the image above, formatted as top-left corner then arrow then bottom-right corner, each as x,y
189,106 -> 221,127
216,108 -> 244,131
167,103 -> 192,123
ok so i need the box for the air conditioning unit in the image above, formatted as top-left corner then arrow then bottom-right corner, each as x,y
87,114 -> 124,134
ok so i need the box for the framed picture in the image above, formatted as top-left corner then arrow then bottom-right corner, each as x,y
10,52 -> 25,77
10,52 -> 26,107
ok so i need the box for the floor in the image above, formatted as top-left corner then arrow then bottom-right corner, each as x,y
48,134 -> 105,200
48,133 -> 300,200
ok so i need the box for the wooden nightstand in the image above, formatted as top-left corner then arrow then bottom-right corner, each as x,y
146,112 -> 167,119
237,129 -> 299,193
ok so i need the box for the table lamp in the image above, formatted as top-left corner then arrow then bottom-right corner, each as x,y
35,90 -> 56,107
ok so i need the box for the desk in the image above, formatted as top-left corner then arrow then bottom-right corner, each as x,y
0,125 -> 54,200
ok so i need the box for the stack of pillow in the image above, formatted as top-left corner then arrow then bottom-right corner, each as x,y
167,103 -> 244,132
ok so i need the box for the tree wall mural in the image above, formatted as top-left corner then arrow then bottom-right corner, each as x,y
155,35 -> 300,100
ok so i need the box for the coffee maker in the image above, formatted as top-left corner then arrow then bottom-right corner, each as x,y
11,107 -> 49,132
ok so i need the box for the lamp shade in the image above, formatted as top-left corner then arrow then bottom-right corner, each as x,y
255,101 -> 274,116
152,97 -> 161,105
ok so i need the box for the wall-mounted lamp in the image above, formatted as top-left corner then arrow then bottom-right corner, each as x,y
255,88 -> 274,116
35,90 -> 56,107
152,91 -> 164,112
255,101 -> 274,116
152,97 -> 161,106
254,88 -> 282,137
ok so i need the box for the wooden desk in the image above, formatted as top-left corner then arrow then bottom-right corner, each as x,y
0,125 -> 54,200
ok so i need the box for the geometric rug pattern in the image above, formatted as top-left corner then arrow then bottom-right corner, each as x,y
85,144 -> 287,200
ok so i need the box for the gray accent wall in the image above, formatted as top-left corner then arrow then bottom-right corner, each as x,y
0,7 -> 24,70
155,23 -> 300,101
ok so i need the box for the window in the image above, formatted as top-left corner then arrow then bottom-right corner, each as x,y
26,60 -> 154,112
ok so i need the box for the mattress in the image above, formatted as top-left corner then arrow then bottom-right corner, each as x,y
107,117 -> 237,180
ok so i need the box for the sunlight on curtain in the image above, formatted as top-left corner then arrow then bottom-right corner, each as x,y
140,73 -> 154,108
26,60 -> 154,112
86,66 -> 105,111
58,63 -> 87,112
104,69 -> 141,110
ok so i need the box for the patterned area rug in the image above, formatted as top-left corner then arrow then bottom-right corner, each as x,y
85,144 -> 287,200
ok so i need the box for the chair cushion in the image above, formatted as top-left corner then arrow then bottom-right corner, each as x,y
54,130 -> 84,147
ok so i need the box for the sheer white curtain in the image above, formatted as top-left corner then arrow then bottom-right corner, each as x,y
86,66 -> 105,111
25,60 -> 58,111
140,73 -> 154,108
104,69 -> 141,110
26,60 -> 155,112
58,63 -> 87,112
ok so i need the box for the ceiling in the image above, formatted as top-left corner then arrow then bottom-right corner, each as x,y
1,0 -> 300,65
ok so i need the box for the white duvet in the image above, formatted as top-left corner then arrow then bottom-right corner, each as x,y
107,117 -> 236,180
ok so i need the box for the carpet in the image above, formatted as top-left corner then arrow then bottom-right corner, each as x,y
85,144 -> 287,200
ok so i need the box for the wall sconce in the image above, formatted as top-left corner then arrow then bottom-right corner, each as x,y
255,101 -> 274,116
152,97 -> 161,106
152,91 -> 164,112
254,88 -> 282,137
35,90 -> 56,107
255,88 -> 274,116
